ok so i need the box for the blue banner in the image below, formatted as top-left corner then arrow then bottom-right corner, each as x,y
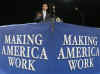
0,22 -> 100,74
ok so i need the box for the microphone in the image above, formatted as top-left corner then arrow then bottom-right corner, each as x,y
52,5 -> 56,17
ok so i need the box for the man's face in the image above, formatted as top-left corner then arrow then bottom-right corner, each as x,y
42,4 -> 48,11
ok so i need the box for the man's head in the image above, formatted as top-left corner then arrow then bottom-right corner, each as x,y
42,3 -> 48,11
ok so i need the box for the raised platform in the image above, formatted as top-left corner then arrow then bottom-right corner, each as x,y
0,22 -> 100,74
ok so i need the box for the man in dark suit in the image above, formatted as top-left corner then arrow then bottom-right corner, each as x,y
34,3 -> 51,22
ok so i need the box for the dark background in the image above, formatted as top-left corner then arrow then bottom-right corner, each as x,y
0,0 -> 100,27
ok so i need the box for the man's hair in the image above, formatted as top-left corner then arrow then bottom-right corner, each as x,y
42,3 -> 48,5
41,2 -> 48,7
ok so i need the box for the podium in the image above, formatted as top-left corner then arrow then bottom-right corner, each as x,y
0,22 -> 100,74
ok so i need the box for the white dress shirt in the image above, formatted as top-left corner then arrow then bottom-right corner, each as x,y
43,10 -> 46,21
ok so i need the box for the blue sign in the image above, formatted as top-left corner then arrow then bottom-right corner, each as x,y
0,22 -> 100,74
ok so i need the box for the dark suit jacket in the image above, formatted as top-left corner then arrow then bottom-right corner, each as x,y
34,11 -> 51,22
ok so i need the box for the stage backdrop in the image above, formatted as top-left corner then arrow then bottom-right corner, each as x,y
0,22 -> 100,74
